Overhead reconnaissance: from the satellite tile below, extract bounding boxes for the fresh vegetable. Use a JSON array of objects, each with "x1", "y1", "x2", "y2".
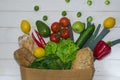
[
  {"x1": 75, "y1": 24, "x2": 95, "y2": 49},
  {"x1": 29, "y1": 54, "x2": 64, "y2": 69},
  {"x1": 60, "y1": 28, "x2": 70, "y2": 39},
  {"x1": 51, "y1": 22, "x2": 61, "y2": 33},
  {"x1": 67, "y1": 23, "x2": 74, "y2": 41},
  {"x1": 34, "y1": 5, "x2": 39, "y2": 11},
  {"x1": 62, "y1": 11, "x2": 67, "y2": 16},
  {"x1": 59, "y1": 17, "x2": 70, "y2": 27},
  {"x1": 72, "y1": 21, "x2": 85, "y2": 33},
  {"x1": 76, "y1": 12, "x2": 82, "y2": 18},
  {"x1": 87, "y1": 16, "x2": 93, "y2": 23},
  {"x1": 29, "y1": 38, "x2": 78, "y2": 69},
  {"x1": 33, "y1": 47, "x2": 45, "y2": 58},
  {"x1": 32, "y1": 30, "x2": 46, "y2": 48},
  {"x1": 94, "y1": 39, "x2": 120, "y2": 60},
  {"x1": 65, "y1": 0, "x2": 70, "y2": 3},
  {"x1": 105, "y1": 0, "x2": 110, "y2": 5},
  {"x1": 42, "y1": 15, "x2": 48, "y2": 21},
  {"x1": 94, "y1": 40, "x2": 111, "y2": 60},
  {"x1": 20, "y1": 20, "x2": 31, "y2": 34},
  {"x1": 45, "y1": 38, "x2": 79, "y2": 65},
  {"x1": 103, "y1": 17, "x2": 116, "y2": 28},
  {"x1": 50, "y1": 33, "x2": 60, "y2": 43},
  {"x1": 83, "y1": 24, "x2": 101, "y2": 48},
  {"x1": 87, "y1": 0, "x2": 92, "y2": 6},
  {"x1": 36, "y1": 20, "x2": 51, "y2": 37}
]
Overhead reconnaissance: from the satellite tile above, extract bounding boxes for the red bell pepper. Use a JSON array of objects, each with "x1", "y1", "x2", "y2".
[
  {"x1": 94, "y1": 39, "x2": 120, "y2": 60},
  {"x1": 94, "y1": 40, "x2": 111, "y2": 60},
  {"x1": 32, "y1": 29, "x2": 46, "y2": 48}
]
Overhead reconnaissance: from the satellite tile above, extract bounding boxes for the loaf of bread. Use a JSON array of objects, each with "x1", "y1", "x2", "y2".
[
  {"x1": 14, "y1": 47, "x2": 35, "y2": 67},
  {"x1": 71, "y1": 47, "x2": 94, "y2": 69},
  {"x1": 18, "y1": 34, "x2": 35, "y2": 53}
]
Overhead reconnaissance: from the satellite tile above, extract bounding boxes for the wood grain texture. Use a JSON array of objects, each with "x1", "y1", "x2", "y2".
[{"x1": 0, "y1": 0, "x2": 120, "y2": 80}]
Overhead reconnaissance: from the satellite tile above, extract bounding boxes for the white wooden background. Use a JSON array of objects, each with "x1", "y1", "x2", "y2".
[{"x1": 0, "y1": 0, "x2": 120, "y2": 80}]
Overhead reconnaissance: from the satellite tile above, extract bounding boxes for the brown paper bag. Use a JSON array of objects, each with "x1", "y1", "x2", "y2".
[{"x1": 20, "y1": 66, "x2": 94, "y2": 80}]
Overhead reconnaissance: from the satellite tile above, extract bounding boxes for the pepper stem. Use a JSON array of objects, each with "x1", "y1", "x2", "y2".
[{"x1": 107, "y1": 39, "x2": 120, "y2": 47}]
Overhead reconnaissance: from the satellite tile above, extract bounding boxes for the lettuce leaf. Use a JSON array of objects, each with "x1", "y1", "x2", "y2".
[{"x1": 45, "y1": 38, "x2": 79, "y2": 64}]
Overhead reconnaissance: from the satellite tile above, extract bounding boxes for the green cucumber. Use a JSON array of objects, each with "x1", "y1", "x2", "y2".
[
  {"x1": 36, "y1": 20, "x2": 51, "y2": 37},
  {"x1": 75, "y1": 24, "x2": 95, "y2": 49}
]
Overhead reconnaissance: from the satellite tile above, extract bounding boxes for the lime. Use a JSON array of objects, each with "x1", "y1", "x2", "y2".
[
  {"x1": 20, "y1": 20, "x2": 31, "y2": 34},
  {"x1": 72, "y1": 21, "x2": 85, "y2": 33},
  {"x1": 33, "y1": 47, "x2": 45, "y2": 58}
]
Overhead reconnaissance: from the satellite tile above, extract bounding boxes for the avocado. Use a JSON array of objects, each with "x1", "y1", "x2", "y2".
[{"x1": 36, "y1": 20, "x2": 51, "y2": 37}]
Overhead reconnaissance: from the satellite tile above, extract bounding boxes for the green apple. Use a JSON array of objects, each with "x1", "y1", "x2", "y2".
[{"x1": 72, "y1": 21, "x2": 85, "y2": 33}]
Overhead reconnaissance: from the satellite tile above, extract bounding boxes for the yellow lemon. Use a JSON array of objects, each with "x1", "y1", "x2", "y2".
[
  {"x1": 20, "y1": 20, "x2": 31, "y2": 34},
  {"x1": 103, "y1": 17, "x2": 116, "y2": 28},
  {"x1": 33, "y1": 47, "x2": 45, "y2": 58}
]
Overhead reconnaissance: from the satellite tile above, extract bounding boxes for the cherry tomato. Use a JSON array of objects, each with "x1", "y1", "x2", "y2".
[
  {"x1": 51, "y1": 22, "x2": 61, "y2": 33},
  {"x1": 50, "y1": 33, "x2": 60, "y2": 43},
  {"x1": 59, "y1": 17, "x2": 70, "y2": 27},
  {"x1": 60, "y1": 28, "x2": 70, "y2": 39}
]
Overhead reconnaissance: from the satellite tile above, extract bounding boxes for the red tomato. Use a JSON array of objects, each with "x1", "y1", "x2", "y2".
[
  {"x1": 60, "y1": 28, "x2": 70, "y2": 39},
  {"x1": 50, "y1": 33, "x2": 60, "y2": 43},
  {"x1": 51, "y1": 22, "x2": 61, "y2": 33},
  {"x1": 59, "y1": 17, "x2": 70, "y2": 27}
]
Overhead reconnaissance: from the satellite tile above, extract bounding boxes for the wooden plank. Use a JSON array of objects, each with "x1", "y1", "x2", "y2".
[
  {"x1": 0, "y1": 27, "x2": 120, "y2": 42},
  {"x1": 0, "y1": 0, "x2": 120, "y2": 11},
  {"x1": 0, "y1": 75, "x2": 21, "y2": 80},
  {"x1": 0, "y1": 12, "x2": 120, "y2": 27},
  {"x1": 0, "y1": 43, "x2": 18, "y2": 59},
  {"x1": 93, "y1": 75, "x2": 120, "y2": 80},
  {"x1": 0, "y1": 60, "x2": 20, "y2": 75},
  {"x1": 94, "y1": 60, "x2": 120, "y2": 77}
]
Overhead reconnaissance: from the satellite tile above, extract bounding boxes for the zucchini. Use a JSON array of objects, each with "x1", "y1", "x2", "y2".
[
  {"x1": 75, "y1": 24, "x2": 95, "y2": 49},
  {"x1": 83, "y1": 24, "x2": 101, "y2": 48}
]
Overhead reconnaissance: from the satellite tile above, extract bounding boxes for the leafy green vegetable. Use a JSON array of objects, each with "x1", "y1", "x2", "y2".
[
  {"x1": 56, "y1": 38, "x2": 79, "y2": 64},
  {"x1": 30, "y1": 38, "x2": 78, "y2": 70}
]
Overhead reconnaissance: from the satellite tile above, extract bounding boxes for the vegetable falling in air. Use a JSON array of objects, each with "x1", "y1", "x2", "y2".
[
  {"x1": 65, "y1": 0, "x2": 70, "y2": 3},
  {"x1": 20, "y1": 20, "x2": 31, "y2": 35},
  {"x1": 62, "y1": 11, "x2": 67, "y2": 16},
  {"x1": 43, "y1": 15, "x2": 48, "y2": 21},
  {"x1": 76, "y1": 12, "x2": 82, "y2": 18},
  {"x1": 105, "y1": 0, "x2": 110, "y2": 5},
  {"x1": 103, "y1": 17, "x2": 116, "y2": 29},
  {"x1": 87, "y1": 0, "x2": 92, "y2": 6},
  {"x1": 34, "y1": 5, "x2": 39, "y2": 11},
  {"x1": 87, "y1": 16, "x2": 93, "y2": 23}
]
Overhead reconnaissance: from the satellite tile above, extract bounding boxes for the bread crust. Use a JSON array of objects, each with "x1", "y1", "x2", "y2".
[
  {"x1": 71, "y1": 47, "x2": 94, "y2": 69},
  {"x1": 14, "y1": 48, "x2": 35, "y2": 67}
]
